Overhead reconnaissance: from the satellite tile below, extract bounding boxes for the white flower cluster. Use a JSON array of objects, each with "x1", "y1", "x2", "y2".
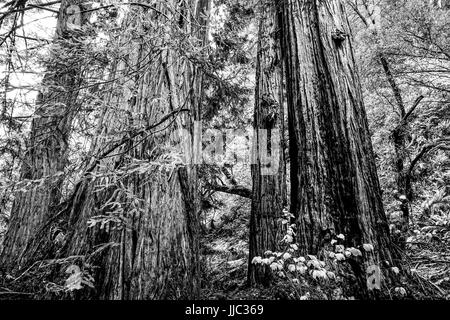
[
  {"x1": 252, "y1": 250, "x2": 336, "y2": 282},
  {"x1": 326, "y1": 238, "x2": 375, "y2": 263}
]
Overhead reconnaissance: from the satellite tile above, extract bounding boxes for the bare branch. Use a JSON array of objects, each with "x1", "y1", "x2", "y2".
[
  {"x1": 408, "y1": 138, "x2": 450, "y2": 174},
  {"x1": 403, "y1": 95, "x2": 424, "y2": 123}
]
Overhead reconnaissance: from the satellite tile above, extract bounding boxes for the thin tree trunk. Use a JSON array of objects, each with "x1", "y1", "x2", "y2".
[
  {"x1": 279, "y1": 0, "x2": 396, "y2": 298},
  {"x1": 0, "y1": 0, "x2": 89, "y2": 272},
  {"x1": 248, "y1": 0, "x2": 285, "y2": 286},
  {"x1": 379, "y1": 53, "x2": 412, "y2": 231}
]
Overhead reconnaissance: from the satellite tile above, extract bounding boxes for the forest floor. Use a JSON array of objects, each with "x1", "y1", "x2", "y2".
[
  {"x1": 199, "y1": 196, "x2": 268, "y2": 300},
  {"x1": 0, "y1": 194, "x2": 448, "y2": 300},
  {"x1": 199, "y1": 195, "x2": 450, "y2": 300},
  {"x1": 402, "y1": 206, "x2": 450, "y2": 297}
]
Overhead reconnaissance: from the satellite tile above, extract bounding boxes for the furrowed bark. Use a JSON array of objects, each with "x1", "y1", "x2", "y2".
[
  {"x1": 0, "y1": 0, "x2": 89, "y2": 272},
  {"x1": 248, "y1": 0, "x2": 285, "y2": 287},
  {"x1": 279, "y1": 0, "x2": 396, "y2": 298},
  {"x1": 10, "y1": 0, "x2": 211, "y2": 300}
]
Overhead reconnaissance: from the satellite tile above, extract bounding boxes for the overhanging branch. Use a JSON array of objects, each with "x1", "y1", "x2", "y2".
[{"x1": 206, "y1": 183, "x2": 251, "y2": 199}]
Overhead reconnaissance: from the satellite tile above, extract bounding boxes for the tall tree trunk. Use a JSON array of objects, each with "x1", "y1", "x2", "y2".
[
  {"x1": 0, "y1": 0, "x2": 89, "y2": 272},
  {"x1": 279, "y1": 0, "x2": 396, "y2": 297},
  {"x1": 16, "y1": 0, "x2": 210, "y2": 300},
  {"x1": 248, "y1": 0, "x2": 285, "y2": 286}
]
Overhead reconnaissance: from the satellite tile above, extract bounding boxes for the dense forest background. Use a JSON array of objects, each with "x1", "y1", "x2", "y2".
[{"x1": 0, "y1": 0, "x2": 449, "y2": 300}]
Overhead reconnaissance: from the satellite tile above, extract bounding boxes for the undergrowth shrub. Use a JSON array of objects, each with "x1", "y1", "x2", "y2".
[{"x1": 251, "y1": 210, "x2": 408, "y2": 300}]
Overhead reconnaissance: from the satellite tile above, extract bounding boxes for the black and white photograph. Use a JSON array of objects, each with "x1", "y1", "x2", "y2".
[{"x1": 0, "y1": 0, "x2": 449, "y2": 308}]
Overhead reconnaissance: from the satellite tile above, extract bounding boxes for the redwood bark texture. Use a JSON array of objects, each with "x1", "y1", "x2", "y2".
[
  {"x1": 279, "y1": 0, "x2": 396, "y2": 296},
  {"x1": 248, "y1": 1, "x2": 285, "y2": 286},
  {"x1": 0, "y1": 0, "x2": 89, "y2": 271},
  {"x1": 5, "y1": 0, "x2": 210, "y2": 300}
]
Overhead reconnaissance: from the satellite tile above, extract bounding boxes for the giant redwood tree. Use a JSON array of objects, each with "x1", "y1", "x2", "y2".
[
  {"x1": 248, "y1": 0, "x2": 286, "y2": 286},
  {"x1": 279, "y1": 0, "x2": 397, "y2": 297},
  {"x1": 3, "y1": 0, "x2": 211, "y2": 300},
  {"x1": 0, "y1": 0, "x2": 90, "y2": 272}
]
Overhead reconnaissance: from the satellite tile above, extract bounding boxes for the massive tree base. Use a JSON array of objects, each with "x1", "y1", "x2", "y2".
[{"x1": 1, "y1": 167, "x2": 200, "y2": 300}]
